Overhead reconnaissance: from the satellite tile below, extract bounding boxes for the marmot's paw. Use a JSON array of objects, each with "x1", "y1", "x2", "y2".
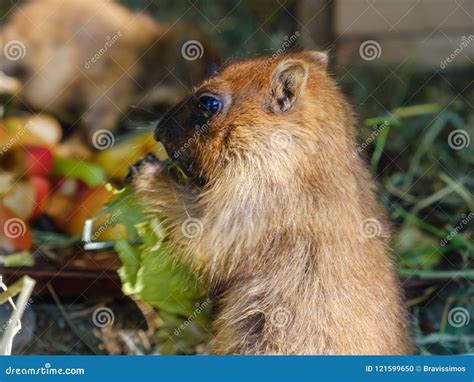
[{"x1": 125, "y1": 153, "x2": 164, "y2": 183}]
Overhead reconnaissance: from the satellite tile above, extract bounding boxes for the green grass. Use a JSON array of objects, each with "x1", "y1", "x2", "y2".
[{"x1": 340, "y1": 67, "x2": 473, "y2": 355}]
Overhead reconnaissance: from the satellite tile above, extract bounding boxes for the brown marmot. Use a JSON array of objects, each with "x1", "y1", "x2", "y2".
[
  {"x1": 1, "y1": 0, "x2": 217, "y2": 145},
  {"x1": 128, "y1": 51, "x2": 412, "y2": 355}
]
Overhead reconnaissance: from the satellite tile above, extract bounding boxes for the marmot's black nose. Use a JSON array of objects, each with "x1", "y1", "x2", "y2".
[
  {"x1": 154, "y1": 97, "x2": 190, "y2": 144},
  {"x1": 154, "y1": 115, "x2": 184, "y2": 144}
]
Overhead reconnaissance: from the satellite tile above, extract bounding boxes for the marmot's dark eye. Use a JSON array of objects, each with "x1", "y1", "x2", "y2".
[{"x1": 198, "y1": 94, "x2": 222, "y2": 117}]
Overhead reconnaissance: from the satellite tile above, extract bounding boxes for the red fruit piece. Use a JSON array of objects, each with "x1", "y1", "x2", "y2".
[{"x1": 23, "y1": 146, "x2": 53, "y2": 177}]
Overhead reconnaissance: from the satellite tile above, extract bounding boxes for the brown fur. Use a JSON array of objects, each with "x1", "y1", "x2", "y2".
[
  {"x1": 130, "y1": 51, "x2": 412, "y2": 354},
  {"x1": 1, "y1": 0, "x2": 217, "y2": 144}
]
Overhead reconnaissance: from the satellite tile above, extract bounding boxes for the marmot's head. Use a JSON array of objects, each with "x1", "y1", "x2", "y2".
[{"x1": 155, "y1": 51, "x2": 352, "y2": 187}]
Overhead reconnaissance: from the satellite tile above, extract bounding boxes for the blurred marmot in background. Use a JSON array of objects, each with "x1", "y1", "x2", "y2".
[
  {"x1": 128, "y1": 51, "x2": 412, "y2": 354},
  {"x1": 0, "y1": 0, "x2": 218, "y2": 146}
]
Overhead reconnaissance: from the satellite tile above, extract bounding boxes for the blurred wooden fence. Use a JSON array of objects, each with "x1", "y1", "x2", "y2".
[{"x1": 298, "y1": 0, "x2": 474, "y2": 68}]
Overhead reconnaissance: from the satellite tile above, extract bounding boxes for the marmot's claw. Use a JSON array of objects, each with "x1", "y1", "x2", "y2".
[{"x1": 125, "y1": 153, "x2": 161, "y2": 183}]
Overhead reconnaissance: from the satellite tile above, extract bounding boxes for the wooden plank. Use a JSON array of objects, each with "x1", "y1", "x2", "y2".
[
  {"x1": 297, "y1": 0, "x2": 334, "y2": 49},
  {"x1": 336, "y1": 33, "x2": 474, "y2": 68},
  {"x1": 335, "y1": 0, "x2": 474, "y2": 36},
  {"x1": 1, "y1": 249, "x2": 123, "y2": 298}
]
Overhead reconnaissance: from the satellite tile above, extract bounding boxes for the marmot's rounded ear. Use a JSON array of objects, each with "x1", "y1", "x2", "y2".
[
  {"x1": 304, "y1": 51, "x2": 329, "y2": 68},
  {"x1": 270, "y1": 59, "x2": 308, "y2": 113}
]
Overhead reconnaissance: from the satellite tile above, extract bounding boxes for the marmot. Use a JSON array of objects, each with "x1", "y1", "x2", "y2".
[
  {"x1": 1, "y1": 0, "x2": 218, "y2": 145},
  {"x1": 128, "y1": 51, "x2": 412, "y2": 354}
]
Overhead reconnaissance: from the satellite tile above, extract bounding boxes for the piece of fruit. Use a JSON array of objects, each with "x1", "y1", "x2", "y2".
[
  {"x1": 44, "y1": 193, "x2": 75, "y2": 228},
  {"x1": 2, "y1": 181, "x2": 34, "y2": 220},
  {"x1": 66, "y1": 186, "x2": 127, "y2": 241},
  {"x1": 53, "y1": 157, "x2": 106, "y2": 187},
  {"x1": 2, "y1": 176, "x2": 51, "y2": 220},
  {"x1": 53, "y1": 177, "x2": 81, "y2": 198},
  {"x1": 0, "y1": 205, "x2": 32, "y2": 252},
  {"x1": 0, "y1": 172, "x2": 14, "y2": 194},
  {"x1": 23, "y1": 146, "x2": 54, "y2": 176},
  {"x1": 3, "y1": 146, "x2": 54, "y2": 177},
  {"x1": 30, "y1": 176, "x2": 51, "y2": 218},
  {"x1": 94, "y1": 133, "x2": 162, "y2": 179},
  {"x1": 55, "y1": 135, "x2": 93, "y2": 161},
  {"x1": 0, "y1": 114, "x2": 62, "y2": 149}
]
